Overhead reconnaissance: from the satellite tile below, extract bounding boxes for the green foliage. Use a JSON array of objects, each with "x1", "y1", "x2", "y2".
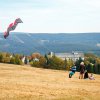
[
  {"x1": 87, "y1": 63, "x2": 94, "y2": 73},
  {"x1": 47, "y1": 56, "x2": 65, "y2": 70},
  {"x1": 75, "y1": 53, "x2": 100, "y2": 74},
  {"x1": 0, "y1": 52, "x2": 11, "y2": 63},
  {"x1": 64, "y1": 58, "x2": 67, "y2": 70},
  {"x1": 41, "y1": 55, "x2": 74, "y2": 70},
  {"x1": 85, "y1": 53, "x2": 97, "y2": 58},
  {"x1": 98, "y1": 64, "x2": 100, "y2": 74},
  {"x1": 30, "y1": 56, "x2": 46, "y2": 68},
  {"x1": 2, "y1": 57, "x2": 10, "y2": 63},
  {"x1": 6, "y1": 53, "x2": 11, "y2": 57},
  {"x1": 14, "y1": 55, "x2": 22, "y2": 65},
  {"x1": 10, "y1": 56, "x2": 22, "y2": 65},
  {"x1": 95, "y1": 64, "x2": 100, "y2": 74},
  {"x1": 31, "y1": 61, "x2": 40, "y2": 67},
  {"x1": 0, "y1": 54, "x2": 3, "y2": 62},
  {"x1": 0, "y1": 51, "x2": 99, "y2": 74},
  {"x1": 66, "y1": 59, "x2": 74, "y2": 71},
  {"x1": 39, "y1": 56, "x2": 46, "y2": 67},
  {"x1": 10, "y1": 57, "x2": 16, "y2": 64}
]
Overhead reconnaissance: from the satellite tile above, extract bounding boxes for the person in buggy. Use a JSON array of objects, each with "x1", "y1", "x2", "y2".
[{"x1": 69, "y1": 64, "x2": 76, "y2": 78}]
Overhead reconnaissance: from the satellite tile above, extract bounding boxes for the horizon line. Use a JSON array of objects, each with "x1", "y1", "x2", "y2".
[{"x1": 0, "y1": 32, "x2": 100, "y2": 34}]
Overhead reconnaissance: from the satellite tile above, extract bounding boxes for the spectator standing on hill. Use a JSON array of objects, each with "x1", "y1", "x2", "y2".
[
  {"x1": 79, "y1": 62, "x2": 85, "y2": 79},
  {"x1": 24, "y1": 56, "x2": 28, "y2": 64}
]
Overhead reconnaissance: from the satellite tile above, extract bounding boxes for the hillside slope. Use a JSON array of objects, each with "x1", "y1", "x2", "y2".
[
  {"x1": 0, "y1": 33, "x2": 100, "y2": 55},
  {"x1": 0, "y1": 63, "x2": 100, "y2": 100}
]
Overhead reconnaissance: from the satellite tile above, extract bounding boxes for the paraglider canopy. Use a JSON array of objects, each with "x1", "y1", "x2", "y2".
[{"x1": 4, "y1": 18, "x2": 23, "y2": 39}]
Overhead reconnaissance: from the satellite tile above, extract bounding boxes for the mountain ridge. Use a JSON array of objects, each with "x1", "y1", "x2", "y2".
[{"x1": 0, "y1": 32, "x2": 100, "y2": 55}]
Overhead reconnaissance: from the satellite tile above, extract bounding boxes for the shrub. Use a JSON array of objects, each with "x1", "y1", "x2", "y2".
[
  {"x1": 31, "y1": 61, "x2": 40, "y2": 67},
  {"x1": 47, "y1": 56, "x2": 65, "y2": 70},
  {"x1": 10, "y1": 55, "x2": 22, "y2": 65},
  {"x1": 10, "y1": 57, "x2": 16, "y2": 64},
  {"x1": 39, "y1": 56, "x2": 46, "y2": 67},
  {"x1": 2, "y1": 57, "x2": 10, "y2": 63},
  {"x1": 15, "y1": 57, "x2": 22, "y2": 65},
  {"x1": 0, "y1": 54, "x2": 3, "y2": 62}
]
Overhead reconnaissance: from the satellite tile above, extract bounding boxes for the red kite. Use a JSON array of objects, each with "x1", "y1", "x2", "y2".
[{"x1": 4, "y1": 18, "x2": 23, "y2": 39}]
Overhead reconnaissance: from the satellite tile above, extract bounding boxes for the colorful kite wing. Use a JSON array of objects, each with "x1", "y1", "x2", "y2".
[
  {"x1": 4, "y1": 31, "x2": 9, "y2": 39},
  {"x1": 15, "y1": 18, "x2": 23, "y2": 23},
  {"x1": 4, "y1": 18, "x2": 23, "y2": 39}
]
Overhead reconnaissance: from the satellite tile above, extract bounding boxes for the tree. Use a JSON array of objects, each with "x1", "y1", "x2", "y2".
[
  {"x1": 10, "y1": 57, "x2": 15, "y2": 64},
  {"x1": 0, "y1": 54, "x2": 3, "y2": 62},
  {"x1": 97, "y1": 64, "x2": 100, "y2": 74},
  {"x1": 6, "y1": 53, "x2": 11, "y2": 57},
  {"x1": 31, "y1": 53, "x2": 41, "y2": 59},
  {"x1": 66, "y1": 59, "x2": 74, "y2": 71},
  {"x1": 14, "y1": 54, "x2": 22, "y2": 65},
  {"x1": 2, "y1": 57, "x2": 10, "y2": 63},
  {"x1": 87, "y1": 63, "x2": 94, "y2": 73},
  {"x1": 47, "y1": 56, "x2": 65, "y2": 70},
  {"x1": 98, "y1": 64, "x2": 100, "y2": 74},
  {"x1": 31, "y1": 61, "x2": 40, "y2": 67},
  {"x1": 39, "y1": 56, "x2": 46, "y2": 67},
  {"x1": 64, "y1": 58, "x2": 67, "y2": 70}
]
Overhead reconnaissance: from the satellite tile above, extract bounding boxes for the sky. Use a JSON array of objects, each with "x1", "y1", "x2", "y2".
[{"x1": 0, "y1": 0, "x2": 100, "y2": 33}]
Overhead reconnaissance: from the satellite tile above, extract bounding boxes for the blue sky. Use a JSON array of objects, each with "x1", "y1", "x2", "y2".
[{"x1": 0, "y1": 0, "x2": 100, "y2": 33}]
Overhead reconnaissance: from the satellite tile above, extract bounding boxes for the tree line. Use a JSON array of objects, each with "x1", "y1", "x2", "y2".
[{"x1": 0, "y1": 52, "x2": 100, "y2": 74}]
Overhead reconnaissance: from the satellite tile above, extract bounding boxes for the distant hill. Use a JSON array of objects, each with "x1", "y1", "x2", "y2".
[{"x1": 0, "y1": 32, "x2": 100, "y2": 55}]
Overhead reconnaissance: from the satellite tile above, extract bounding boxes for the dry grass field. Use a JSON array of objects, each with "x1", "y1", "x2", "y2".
[{"x1": 0, "y1": 63, "x2": 100, "y2": 100}]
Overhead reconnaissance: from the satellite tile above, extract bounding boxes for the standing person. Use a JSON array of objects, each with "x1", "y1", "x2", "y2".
[
  {"x1": 79, "y1": 62, "x2": 85, "y2": 79},
  {"x1": 24, "y1": 56, "x2": 28, "y2": 64}
]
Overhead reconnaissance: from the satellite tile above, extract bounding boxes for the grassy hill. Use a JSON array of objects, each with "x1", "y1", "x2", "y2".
[{"x1": 0, "y1": 63, "x2": 100, "y2": 100}]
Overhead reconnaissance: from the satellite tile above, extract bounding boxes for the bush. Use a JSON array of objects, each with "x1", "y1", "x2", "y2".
[
  {"x1": 47, "y1": 56, "x2": 65, "y2": 70},
  {"x1": 66, "y1": 59, "x2": 74, "y2": 71},
  {"x1": 10, "y1": 56, "x2": 22, "y2": 65},
  {"x1": 87, "y1": 63, "x2": 94, "y2": 73},
  {"x1": 0, "y1": 54, "x2": 3, "y2": 62},
  {"x1": 2, "y1": 57, "x2": 10, "y2": 63},
  {"x1": 15, "y1": 57, "x2": 22, "y2": 65},
  {"x1": 31, "y1": 61, "x2": 40, "y2": 67},
  {"x1": 10, "y1": 57, "x2": 16, "y2": 64},
  {"x1": 39, "y1": 56, "x2": 46, "y2": 67}
]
